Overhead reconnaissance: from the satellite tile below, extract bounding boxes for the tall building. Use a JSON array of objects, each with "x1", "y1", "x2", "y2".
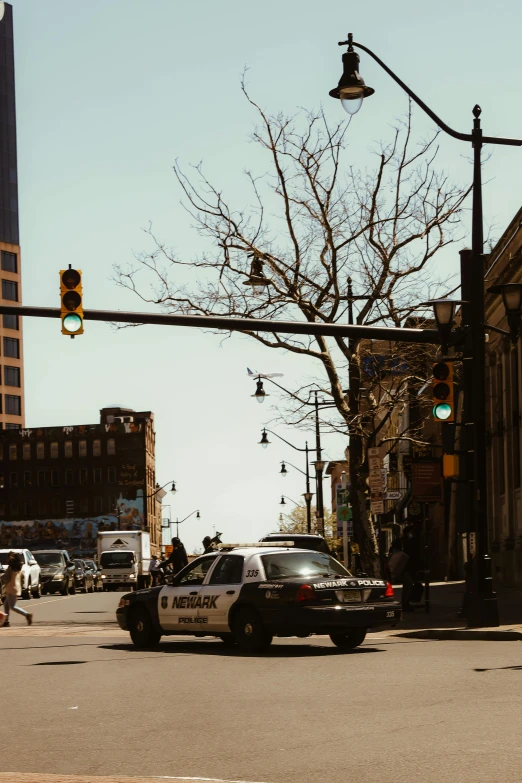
[
  {"x1": 0, "y1": 3, "x2": 24, "y2": 429},
  {"x1": 0, "y1": 406, "x2": 162, "y2": 557}
]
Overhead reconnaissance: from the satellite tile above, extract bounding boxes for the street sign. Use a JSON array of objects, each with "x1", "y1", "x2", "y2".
[
  {"x1": 412, "y1": 461, "x2": 442, "y2": 502},
  {"x1": 385, "y1": 490, "x2": 403, "y2": 500},
  {"x1": 368, "y1": 447, "x2": 381, "y2": 458},
  {"x1": 370, "y1": 500, "x2": 385, "y2": 514},
  {"x1": 469, "y1": 532, "x2": 476, "y2": 556},
  {"x1": 369, "y1": 457, "x2": 382, "y2": 471}
]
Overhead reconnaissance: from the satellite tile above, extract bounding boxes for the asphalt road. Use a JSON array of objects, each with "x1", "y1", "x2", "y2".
[{"x1": 2, "y1": 591, "x2": 522, "y2": 783}]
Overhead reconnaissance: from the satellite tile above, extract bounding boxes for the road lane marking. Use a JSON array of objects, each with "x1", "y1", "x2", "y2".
[
  {"x1": 0, "y1": 776, "x2": 272, "y2": 783},
  {"x1": 22, "y1": 595, "x2": 75, "y2": 608}
]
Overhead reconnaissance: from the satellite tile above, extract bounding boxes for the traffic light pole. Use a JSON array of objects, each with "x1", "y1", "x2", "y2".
[{"x1": 0, "y1": 304, "x2": 441, "y2": 344}]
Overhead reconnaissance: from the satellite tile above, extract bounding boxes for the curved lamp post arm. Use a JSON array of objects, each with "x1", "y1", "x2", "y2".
[
  {"x1": 263, "y1": 428, "x2": 308, "y2": 452},
  {"x1": 347, "y1": 37, "x2": 522, "y2": 147},
  {"x1": 146, "y1": 480, "x2": 176, "y2": 499},
  {"x1": 178, "y1": 509, "x2": 200, "y2": 525},
  {"x1": 282, "y1": 460, "x2": 307, "y2": 477}
]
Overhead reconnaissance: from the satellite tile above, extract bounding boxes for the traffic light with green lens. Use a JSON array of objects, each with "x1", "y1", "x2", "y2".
[
  {"x1": 432, "y1": 361, "x2": 454, "y2": 422},
  {"x1": 60, "y1": 267, "x2": 84, "y2": 336}
]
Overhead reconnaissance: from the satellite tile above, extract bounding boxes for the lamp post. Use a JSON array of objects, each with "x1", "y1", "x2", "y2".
[
  {"x1": 330, "y1": 33, "x2": 522, "y2": 627},
  {"x1": 279, "y1": 459, "x2": 314, "y2": 534},
  {"x1": 253, "y1": 378, "x2": 335, "y2": 534},
  {"x1": 260, "y1": 429, "x2": 313, "y2": 533},
  {"x1": 174, "y1": 510, "x2": 200, "y2": 538}
]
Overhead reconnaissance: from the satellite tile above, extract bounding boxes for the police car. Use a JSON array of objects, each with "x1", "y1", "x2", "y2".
[{"x1": 116, "y1": 543, "x2": 401, "y2": 653}]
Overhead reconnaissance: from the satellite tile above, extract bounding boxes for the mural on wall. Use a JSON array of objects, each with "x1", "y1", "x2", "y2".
[{"x1": 0, "y1": 495, "x2": 144, "y2": 557}]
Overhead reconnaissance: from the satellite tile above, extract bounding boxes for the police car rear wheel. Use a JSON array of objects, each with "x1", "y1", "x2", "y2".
[
  {"x1": 329, "y1": 629, "x2": 367, "y2": 650},
  {"x1": 233, "y1": 609, "x2": 273, "y2": 653},
  {"x1": 129, "y1": 608, "x2": 161, "y2": 648}
]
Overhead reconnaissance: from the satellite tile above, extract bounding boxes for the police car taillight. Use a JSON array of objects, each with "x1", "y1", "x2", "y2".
[
  {"x1": 295, "y1": 584, "x2": 315, "y2": 602},
  {"x1": 384, "y1": 581, "x2": 394, "y2": 598}
]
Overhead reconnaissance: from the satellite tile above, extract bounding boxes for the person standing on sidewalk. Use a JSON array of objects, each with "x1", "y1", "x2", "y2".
[
  {"x1": 149, "y1": 553, "x2": 161, "y2": 587},
  {"x1": 1, "y1": 552, "x2": 33, "y2": 627}
]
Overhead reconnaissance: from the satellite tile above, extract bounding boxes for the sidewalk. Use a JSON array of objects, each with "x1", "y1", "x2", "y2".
[{"x1": 386, "y1": 580, "x2": 522, "y2": 641}]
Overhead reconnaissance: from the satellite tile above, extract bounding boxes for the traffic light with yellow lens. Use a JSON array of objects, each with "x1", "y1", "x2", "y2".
[
  {"x1": 432, "y1": 361, "x2": 454, "y2": 422},
  {"x1": 60, "y1": 267, "x2": 83, "y2": 336}
]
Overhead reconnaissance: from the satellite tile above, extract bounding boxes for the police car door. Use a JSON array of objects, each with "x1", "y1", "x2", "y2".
[
  {"x1": 197, "y1": 554, "x2": 244, "y2": 632},
  {"x1": 158, "y1": 556, "x2": 216, "y2": 631}
]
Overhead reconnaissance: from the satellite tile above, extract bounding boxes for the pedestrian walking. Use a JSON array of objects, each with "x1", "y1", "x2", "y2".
[
  {"x1": 149, "y1": 553, "x2": 161, "y2": 587},
  {"x1": 1, "y1": 552, "x2": 33, "y2": 627},
  {"x1": 160, "y1": 537, "x2": 189, "y2": 575}
]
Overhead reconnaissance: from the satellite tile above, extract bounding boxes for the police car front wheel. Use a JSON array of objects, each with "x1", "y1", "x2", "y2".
[
  {"x1": 128, "y1": 608, "x2": 162, "y2": 648},
  {"x1": 329, "y1": 629, "x2": 367, "y2": 650},
  {"x1": 233, "y1": 609, "x2": 273, "y2": 653}
]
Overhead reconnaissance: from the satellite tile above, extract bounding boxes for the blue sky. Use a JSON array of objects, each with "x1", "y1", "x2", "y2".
[{"x1": 10, "y1": 0, "x2": 522, "y2": 552}]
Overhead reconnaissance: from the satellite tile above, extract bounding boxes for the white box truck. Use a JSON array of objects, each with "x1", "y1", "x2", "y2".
[{"x1": 97, "y1": 530, "x2": 151, "y2": 591}]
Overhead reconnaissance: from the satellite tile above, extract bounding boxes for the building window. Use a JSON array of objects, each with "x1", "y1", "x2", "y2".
[
  {"x1": 50, "y1": 442, "x2": 59, "y2": 459},
  {"x1": 93, "y1": 440, "x2": 101, "y2": 457},
  {"x1": 50, "y1": 469, "x2": 59, "y2": 487},
  {"x1": 5, "y1": 395, "x2": 21, "y2": 416},
  {"x1": 107, "y1": 438, "x2": 116, "y2": 456},
  {"x1": 8, "y1": 443, "x2": 17, "y2": 460},
  {"x1": 66, "y1": 499, "x2": 74, "y2": 518},
  {"x1": 24, "y1": 499, "x2": 32, "y2": 516},
  {"x1": 94, "y1": 497, "x2": 103, "y2": 513},
  {"x1": 0, "y1": 503, "x2": 5, "y2": 516},
  {"x1": 80, "y1": 497, "x2": 89, "y2": 513},
  {"x1": 23, "y1": 470, "x2": 31, "y2": 487},
  {"x1": 3, "y1": 315, "x2": 19, "y2": 331},
  {"x1": 51, "y1": 497, "x2": 61, "y2": 515},
  {"x1": 79, "y1": 468, "x2": 88, "y2": 485},
  {"x1": 64, "y1": 441, "x2": 73, "y2": 458},
  {"x1": 4, "y1": 366, "x2": 20, "y2": 387},
  {"x1": 9, "y1": 500, "x2": 18, "y2": 515},
  {"x1": 36, "y1": 442, "x2": 44, "y2": 459},
  {"x1": 0, "y1": 445, "x2": 3, "y2": 460},
  {"x1": 22, "y1": 443, "x2": 30, "y2": 460},
  {"x1": 9, "y1": 472, "x2": 18, "y2": 488},
  {"x1": 65, "y1": 469, "x2": 74, "y2": 486},
  {"x1": 108, "y1": 466, "x2": 116, "y2": 484},
  {"x1": 2, "y1": 280, "x2": 18, "y2": 301},
  {"x1": 5, "y1": 424, "x2": 20, "y2": 430},
  {"x1": 79, "y1": 440, "x2": 87, "y2": 457},
  {"x1": 37, "y1": 470, "x2": 46, "y2": 487},
  {"x1": 1, "y1": 251, "x2": 17, "y2": 273},
  {"x1": 4, "y1": 337, "x2": 19, "y2": 357},
  {"x1": 38, "y1": 498, "x2": 47, "y2": 516},
  {"x1": 93, "y1": 468, "x2": 102, "y2": 484}
]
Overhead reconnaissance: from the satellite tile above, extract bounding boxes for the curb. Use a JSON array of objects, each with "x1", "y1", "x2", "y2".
[{"x1": 394, "y1": 628, "x2": 522, "y2": 641}]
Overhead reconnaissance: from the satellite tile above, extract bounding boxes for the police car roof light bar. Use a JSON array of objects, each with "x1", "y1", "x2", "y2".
[{"x1": 216, "y1": 542, "x2": 296, "y2": 550}]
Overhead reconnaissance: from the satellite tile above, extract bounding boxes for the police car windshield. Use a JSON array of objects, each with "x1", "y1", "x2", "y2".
[{"x1": 261, "y1": 552, "x2": 350, "y2": 580}]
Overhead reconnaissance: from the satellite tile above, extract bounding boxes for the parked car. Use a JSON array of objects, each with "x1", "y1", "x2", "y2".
[
  {"x1": 73, "y1": 559, "x2": 95, "y2": 593},
  {"x1": 259, "y1": 533, "x2": 331, "y2": 554},
  {"x1": 0, "y1": 549, "x2": 41, "y2": 599},
  {"x1": 83, "y1": 559, "x2": 103, "y2": 592},
  {"x1": 33, "y1": 550, "x2": 76, "y2": 596}
]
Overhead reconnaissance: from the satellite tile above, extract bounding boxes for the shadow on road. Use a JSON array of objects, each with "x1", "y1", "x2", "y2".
[
  {"x1": 474, "y1": 665, "x2": 522, "y2": 672},
  {"x1": 99, "y1": 640, "x2": 386, "y2": 658}
]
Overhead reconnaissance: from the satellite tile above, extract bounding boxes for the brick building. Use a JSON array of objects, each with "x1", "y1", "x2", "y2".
[
  {"x1": 0, "y1": 406, "x2": 162, "y2": 557},
  {"x1": 0, "y1": 4, "x2": 25, "y2": 429}
]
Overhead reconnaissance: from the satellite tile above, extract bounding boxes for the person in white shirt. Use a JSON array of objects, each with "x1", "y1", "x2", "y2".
[
  {"x1": 1, "y1": 552, "x2": 33, "y2": 627},
  {"x1": 149, "y1": 554, "x2": 161, "y2": 587}
]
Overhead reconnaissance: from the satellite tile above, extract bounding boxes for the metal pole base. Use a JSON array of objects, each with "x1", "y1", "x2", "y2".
[{"x1": 466, "y1": 595, "x2": 500, "y2": 628}]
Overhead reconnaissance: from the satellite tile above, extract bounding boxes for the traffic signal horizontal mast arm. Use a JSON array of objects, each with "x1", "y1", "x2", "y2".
[{"x1": 0, "y1": 304, "x2": 441, "y2": 344}]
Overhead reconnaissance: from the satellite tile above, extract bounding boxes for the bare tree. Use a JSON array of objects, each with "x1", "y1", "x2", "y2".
[{"x1": 114, "y1": 88, "x2": 470, "y2": 574}]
